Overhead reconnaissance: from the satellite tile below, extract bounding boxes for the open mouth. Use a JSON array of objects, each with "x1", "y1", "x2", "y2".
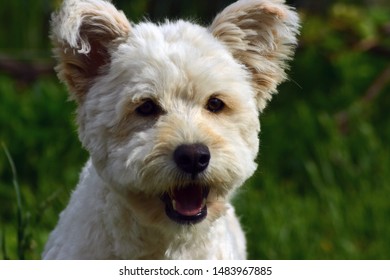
[{"x1": 161, "y1": 184, "x2": 209, "y2": 225}]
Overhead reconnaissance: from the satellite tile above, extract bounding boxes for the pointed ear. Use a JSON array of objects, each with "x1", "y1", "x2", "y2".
[
  {"x1": 51, "y1": 0, "x2": 131, "y2": 102},
  {"x1": 210, "y1": 0, "x2": 299, "y2": 111}
]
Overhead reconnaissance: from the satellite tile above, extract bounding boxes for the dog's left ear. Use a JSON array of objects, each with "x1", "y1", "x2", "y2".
[{"x1": 210, "y1": 0, "x2": 300, "y2": 111}]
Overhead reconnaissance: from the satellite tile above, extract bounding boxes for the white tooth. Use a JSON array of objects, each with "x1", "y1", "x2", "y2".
[
  {"x1": 201, "y1": 198, "x2": 206, "y2": 208},
  {"x1": 172, "y1": 199, "x2": 177, "y2": 211}
]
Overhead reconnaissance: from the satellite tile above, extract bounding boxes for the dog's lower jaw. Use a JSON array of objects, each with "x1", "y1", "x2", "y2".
[{"x1": 43, "y1": 159, "x2": 246, "y2": 259}]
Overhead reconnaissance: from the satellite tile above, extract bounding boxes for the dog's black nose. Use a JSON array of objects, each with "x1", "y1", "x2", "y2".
[{"x1": 174, "y1": 144, "x2": 210, "y2": 175}]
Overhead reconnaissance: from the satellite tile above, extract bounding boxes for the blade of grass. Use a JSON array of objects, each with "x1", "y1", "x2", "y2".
[
  {"x1": 2, "y1": 142, "x2": 25, "y2": 259},
  {"x1": 1, "y1": 228, "x2": 9, "y2": 260}
]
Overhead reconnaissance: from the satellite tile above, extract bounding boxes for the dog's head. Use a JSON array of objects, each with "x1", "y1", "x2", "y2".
[{"x1": 51, "y1": 0, "x2": 299, "y2": 227}]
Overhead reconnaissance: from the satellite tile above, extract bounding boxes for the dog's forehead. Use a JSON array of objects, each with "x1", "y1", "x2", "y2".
[
  {"x1": 131, "y1": 20, "x2": 228, "y2": 58},
  {"x1": 111, "y1": 20, "x2": 253, "y2": 103}
]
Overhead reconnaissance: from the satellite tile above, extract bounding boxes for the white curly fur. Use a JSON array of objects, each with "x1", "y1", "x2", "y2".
[{"x1": 43, "y1": 0, "x2": 299, "y2": 259}]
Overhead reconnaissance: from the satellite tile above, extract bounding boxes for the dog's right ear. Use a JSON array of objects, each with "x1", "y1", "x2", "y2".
[{"x1": 51, "y1": 0, "x2": 131, "y2": 102}]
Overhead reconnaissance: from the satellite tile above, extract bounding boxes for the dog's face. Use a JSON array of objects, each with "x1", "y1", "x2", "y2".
[
  {"x1": 51, "y1": 0, "x2": 299, "y2": 228},
  {"x1": 88, "y1": 21, "x2": 261, "y2": 226}
]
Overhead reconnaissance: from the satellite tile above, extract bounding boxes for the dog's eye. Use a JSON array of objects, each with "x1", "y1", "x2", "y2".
[
  {"x1": 206, "y1": 97, "x2": 225, "y2": 113},
  {"x1": 136, "y1": 99, "x2": 160, "y2": 116}
]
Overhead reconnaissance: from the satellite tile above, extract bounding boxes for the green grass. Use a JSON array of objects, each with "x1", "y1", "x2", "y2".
[
  {"x1": 1, "y1": 70, "x2": 389, "y2": 259},
  {"x1": 0, "y1": 76, "x2": 87, "y2": 259},
  {"x1": 235, "y1": 105, "x2": 390, "y2": 259}
]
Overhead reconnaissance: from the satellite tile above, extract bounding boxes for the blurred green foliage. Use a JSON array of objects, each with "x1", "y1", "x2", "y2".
[{"x1": 0, "y1": 0, "x2": 389, "y2": 259}]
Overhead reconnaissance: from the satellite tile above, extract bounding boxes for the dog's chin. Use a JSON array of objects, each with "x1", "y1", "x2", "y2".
[{"x1": 161, "y1": 184, "x2": 210, "y2": 225}]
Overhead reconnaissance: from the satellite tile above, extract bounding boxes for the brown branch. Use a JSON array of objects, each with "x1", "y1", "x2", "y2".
[
  {"x1": 0, "y1": 54, "x2": 55, "y2": 84},
  {"x1": 335, "y1": 63, "x2": 390, "y2": 134},
  {"x1": 363, "y1": 64, "x2": 390, "y2": 102},
  {"x1": 355, "y1": 39, "x2": 390, "y2": 58}
]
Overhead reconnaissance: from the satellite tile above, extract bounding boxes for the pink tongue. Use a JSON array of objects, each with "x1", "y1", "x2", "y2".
[{"x1": 173, "y1": 185, "x2": 203, "y2": 216}]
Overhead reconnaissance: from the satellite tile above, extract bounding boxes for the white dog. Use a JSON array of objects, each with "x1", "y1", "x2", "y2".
[{"x1": 43, "y1": 0, "x2": 299, "y2": 259}]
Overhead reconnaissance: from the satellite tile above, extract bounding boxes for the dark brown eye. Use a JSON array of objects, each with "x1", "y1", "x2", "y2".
[
  {"x1": 206, "y1": 97, "x2": 224, "y2": 113},
  {"x1": 136, "y1": 99, "x2": 160, "y2": 116}
]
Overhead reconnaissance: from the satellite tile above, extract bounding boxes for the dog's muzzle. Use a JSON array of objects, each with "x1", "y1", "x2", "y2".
[
  {"x1": 162, "y1": 143, "x2": 211, "y2": 224},
  {"x1": 161, "y1": 184, "x2": 209, "y2": 224}
]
